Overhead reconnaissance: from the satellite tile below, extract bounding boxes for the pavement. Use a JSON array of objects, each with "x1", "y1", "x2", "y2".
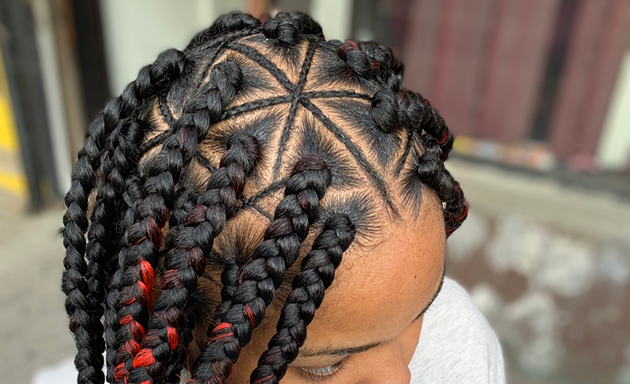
[{"x1": 0, "y1": 193, "x2": 74, "y2": 383}]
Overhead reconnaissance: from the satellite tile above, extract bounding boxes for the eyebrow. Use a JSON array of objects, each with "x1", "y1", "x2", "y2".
[{"x1": 300, "y1": 270, "x2": 446, "y2": 358}]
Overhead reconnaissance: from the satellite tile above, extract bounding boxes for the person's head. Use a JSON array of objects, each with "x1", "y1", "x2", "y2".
[{"x1": 61, "y1": 11, "x2": 467, "y2": 384}]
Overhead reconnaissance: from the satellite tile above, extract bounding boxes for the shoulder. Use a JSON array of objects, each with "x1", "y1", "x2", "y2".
[{"x1": 409, "y1": 277, "x2": 506, "y2": 384}]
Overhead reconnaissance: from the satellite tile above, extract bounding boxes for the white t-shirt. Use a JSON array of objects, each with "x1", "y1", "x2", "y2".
[
  {"x1": 409, "y1": 277, "x2": 506, "y2": 383},
  {"x1": 34, "y1": 278, "x2": 505, "y2": 384}
]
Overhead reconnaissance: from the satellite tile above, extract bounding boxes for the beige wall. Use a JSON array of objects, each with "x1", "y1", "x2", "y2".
[
  {"x1": 597, "y1": 50, "x2": 630, "y2": 170},
  {"x1": 99, "y1": 0, "x2": 356, "y2": 95},
  {"x1": 310, "y1": 0, "x2": 353, "y2": 41},
  {"x1": 99, "y1": 0, "x2": 245, "y2": 95}
]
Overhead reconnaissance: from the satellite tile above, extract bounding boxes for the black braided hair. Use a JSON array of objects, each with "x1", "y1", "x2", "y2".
[
  {"x1": 62, "y1": 48, "x2": 186, "y2": 384},
  {"x1": 250, "y1": 213, "x2": 356, "y2": 383},
  {"x1": 191, "y1": 153, "x2": 332, "y2": 383},
  {"x1": 187, "y1": 12, "x2": 262, "y2": 50},
  {"x1": 397, "y1": 89, "x2": 467, "y2": 235},
  {"x1": 113, "y1": 60, "x2": 245, "y2": 383},
  {"x1": 128, "y1": 134, "x2": 261, "y2": 383},
  {"x1": 61, "y1": 11, "x2": 468, "y2": 384}
]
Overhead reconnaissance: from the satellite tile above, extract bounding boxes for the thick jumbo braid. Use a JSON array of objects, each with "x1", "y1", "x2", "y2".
[
  {"x1": 113, "y1": 60, "x2": 244, "y2": 383},
  {"x1": 251, "y1": 214, "x2": 356, "y2": 384},
  {"x1": 100, "y1": 50, "x2": 188, "y2": 384},
  {"x1": 128, "y1": 134, "x2": 261, "y2": 384},
  {"x1": 191, "y1": 154, "x2": 332, "y2": 384},
  {"x1": 62, "y1": 48, "x2": 186, "y2": 384}
]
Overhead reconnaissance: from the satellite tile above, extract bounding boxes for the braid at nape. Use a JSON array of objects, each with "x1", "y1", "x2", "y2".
[
  {"x1": 113, "y1": 60, "x2": 244, "y2": 383},
  {"x1": 191, "y1": 154, "x2": 332, "y2": 384},
  {"x1": 129, "y1": 135, "x2": 261, "y2": 384},
  {"x1": 62, "y1": 48, "x2": 185, "y2": 384},
  {"x1": 251, "y1": 214, "x2": 356, "y2": 384}
]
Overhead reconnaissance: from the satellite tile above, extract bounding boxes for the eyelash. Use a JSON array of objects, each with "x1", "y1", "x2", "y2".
[
  {"x1": 300, "y1": 360, "x2": 345, "y2": 382},
  {"x1": 298, "y1": 310, "x2": 427, "y2": 382}
]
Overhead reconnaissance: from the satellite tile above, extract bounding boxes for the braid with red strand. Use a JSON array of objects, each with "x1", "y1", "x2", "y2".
[
  {"x1": 251, "y1": 214, "x2": 356, "y2": 383},
  {"x1": 398, "y1": 89, "x2": 454, "y2": 161},
  {"x1": 191, "y1": 154, "x2": 332, "y2": 384},
  {"x1": 397, "y1": 89, "x2": 467, "y2": 235},
  {"x1": 337, "y1": 40, "x2": 404, "y2": 92},
  {"x1": 61, "y1": 11, "x2": 471, "y2": 384},
  {"x1": 415, "y1": 140, "x2": 468, "y2": 237},
  {"x1": 101, "y1": 49, "x2": 187, "y2": 384},
  {"x1": 129, "y1": 134, "x2": 261, "y2": 384},
  {"x1": 112, "y1": 60, "x2": 245, "y2": 384},
  {"x1": 62, "y1": 48, "x2": 186, "y2": 384}
]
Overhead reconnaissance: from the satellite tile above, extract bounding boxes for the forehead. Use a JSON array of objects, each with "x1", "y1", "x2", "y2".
[{"x1": 302, "y1": 196, "x2": 446, "y2": 349}]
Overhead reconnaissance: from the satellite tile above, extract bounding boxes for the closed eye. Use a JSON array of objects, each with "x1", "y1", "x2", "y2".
[{"x1": 299, "y1": 360, "x2": 345, "y2": 381}]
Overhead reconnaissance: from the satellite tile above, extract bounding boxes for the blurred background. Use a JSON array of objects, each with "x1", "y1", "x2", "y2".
[{"x1": 0, "y1": 0, "x2": 629, "y2": 383}]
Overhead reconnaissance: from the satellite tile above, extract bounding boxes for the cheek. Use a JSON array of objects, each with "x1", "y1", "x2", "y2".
[{"x1": 401, "y1": 317, "x2": 424, "y2": 366}]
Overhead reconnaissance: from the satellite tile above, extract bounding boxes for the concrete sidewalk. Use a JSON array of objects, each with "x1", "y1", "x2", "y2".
[{"x1": 0, "y1": 193, "x2": 74, "y2": 383}]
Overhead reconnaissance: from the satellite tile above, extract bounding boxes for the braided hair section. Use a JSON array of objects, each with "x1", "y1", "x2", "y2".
[
  {"x1": 128, "y1": 135, "x2": 261, "y2": 384},
  {"x1": 415, "y1": 143, "x2": 468, "y2": 236},
  {"x1": 62, "y1": 122, "x2": 106, "y2": 384},
  {"x1": 398, "y1": 90, "x2": 454, "y2": 160},
  {"x1": 397, "y1": 89, "x2": 467, "y2": 235},
  {"x1": 336, "y1": 40, "x2": 403, "y2": 92},
  {"x1": 262, "y1": 11, "x2": 323, "y2": 45},
  {"x1": 102, "y1": 49, "x2": 187, "y2": 384},
  {"x1": 187, "y1": 12, "x2": 261, "y2": 50},
  {"x1": 61, "y1": 10, "x2": 471, "y2": 384},
  {"x1": 251, "y1": 214, "x2": 356, "y2": 384},
  {"x1": 62, "y1": 48, "x2": 186, "y2": 384},
  {"x1": 112, "y1": 60, "x2": 244, "y2": 384},
  {"x1": 191, "y1": 154, "x2": 332, "y2": 384}
]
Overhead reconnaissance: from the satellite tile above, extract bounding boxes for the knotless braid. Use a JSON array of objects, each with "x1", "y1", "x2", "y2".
[
  {"x1": 113, "y1": 60, "x2": 245, "y2": 384},
  {"x1": 61, "y1": 11, "x2": 469, "y2": 384},
  {"x1": 191, "y1": 154, "x2": 332, "y2": 384},
  {"x1": 129, "y1": 135, "x2": 261, "y2": 384},
  {"x1": 251, "y1": 214, "x2": 356, "y2": 384},
  {"x1": 103, "y1": 49, "x2": 188, "y2": 384},
  {"x1": 62, "y1": 48, "x2": 186, "y2": 384}
]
